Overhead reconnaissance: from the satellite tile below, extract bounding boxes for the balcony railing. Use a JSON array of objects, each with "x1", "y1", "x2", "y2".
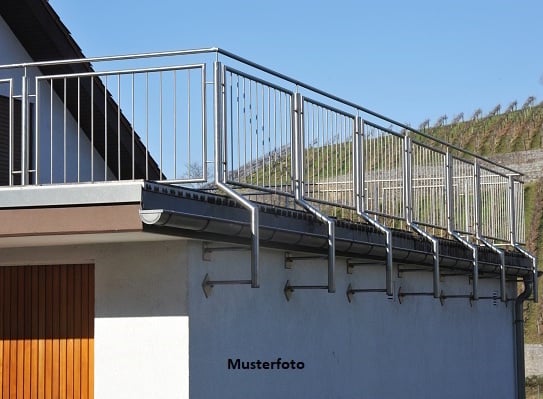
[{"x1": 0, "y1": 48, "x2": 528, "y2": 248}]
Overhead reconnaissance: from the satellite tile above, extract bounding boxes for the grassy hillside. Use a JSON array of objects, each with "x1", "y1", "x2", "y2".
[{"x1": 423, "y1": 99, "x2": 543, "y2": 343}]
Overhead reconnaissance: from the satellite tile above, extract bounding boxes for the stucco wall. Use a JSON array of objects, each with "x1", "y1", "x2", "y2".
[
  {"x1": 188, "y1": 241, "x2": 517, "y2": 399},
  {"x1": 0, "y1": 16, "x2": 112, "y2": 183},
  {"x1": 0, "y1": 236, "x2": 523, "y2": 398},
  {"x1": 0, "y1": 240, "x2": 189, "y2": 399}
]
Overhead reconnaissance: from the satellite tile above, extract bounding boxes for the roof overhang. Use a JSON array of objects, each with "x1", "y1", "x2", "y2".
[{"x1": 0, "y1": 181, "x2": 532, "y2": 277}]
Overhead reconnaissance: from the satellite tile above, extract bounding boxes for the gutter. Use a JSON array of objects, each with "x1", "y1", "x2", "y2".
[
  {"x1": 139, "y1": 208, "x2": 531, "y2": 277},
  {"x1": 515, "y1": 275, "x2": 533, "y2": 399}
]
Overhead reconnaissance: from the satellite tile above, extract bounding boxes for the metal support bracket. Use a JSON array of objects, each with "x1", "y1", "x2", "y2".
[
  {"x1": 202, "y1": 242, "x2": 250, "y2": 261},
  {"x1": 397, "y1": 286, "x2": 442, "y2": 305},
  {"x1": 479, "y1": 238, "x2": 507, "y2": 302},
  {"x1": 346, "y1": 283, "x2": 393, "y2": 303},
  {"x1": 281, "y1": 205, "x2": 335, "y2": 297},
  {"x1": 202, "y1": 273, "x2": 251, "y2": 298},
  {"x1": 346, "y1": 259, "x2": 384, "y2": 274},
  {"x1": 439, "y1": 291, "x2": 474, "y2": 307},
  {"x1": 513, "y1": 244, "x2": 538, "y2": 303},
  {"x1": 284, "y1": 280, "x2": 329, "y2": 301},
  {"x1": 450, "y1": 233, "x2": 479, "y2": 300},
  {"x1": 407, "y1": 224, "x2": 441, "y2": 299},
  {"x1": 285, "y1": 252, "x2": 327, "y2": 269}
]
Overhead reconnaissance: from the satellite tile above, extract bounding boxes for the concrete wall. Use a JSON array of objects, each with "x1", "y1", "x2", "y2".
[
  {"x1": 0, "y1": 240, "x2": 189, "y2": 399},
  {"x1": 188, "y1": 241, "x2": 517, "y2": 399},
  {"x1": 526, "y1": 344, "x2": 543, "y2": 377},
  {"x1": 0, "y1": 16, "x2": 111, "y2": 183},
  {"x1": 490, "y1": 149, "x2": 543, "y2": 182}
]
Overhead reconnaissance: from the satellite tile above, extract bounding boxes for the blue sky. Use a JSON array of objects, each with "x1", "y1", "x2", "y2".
[{"x1": 49, "y1": 0, "x2": 543, "y2": 129}]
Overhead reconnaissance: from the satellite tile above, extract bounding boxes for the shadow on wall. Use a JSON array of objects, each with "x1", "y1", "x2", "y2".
[{"x1": 93, "y1": 241, "x2": 189, "y2": 318}]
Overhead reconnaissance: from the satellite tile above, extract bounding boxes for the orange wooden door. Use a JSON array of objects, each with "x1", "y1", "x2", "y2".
[{"x1": 0, "y1": 264, "x2": 94, "y2": 399}]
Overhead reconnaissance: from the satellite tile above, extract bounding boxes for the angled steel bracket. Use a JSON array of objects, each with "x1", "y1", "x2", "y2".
[
  {"x1": 445, "y1": 151, "x2": 479, "y2": 300},
  {"x1": 202, "y1": 61, "x2": 260, "y2": 298},
  {"x1": 284, "y1": 92, "x2": 335, "y2": 301},
  {"x1": 402, "y1": 133, "x2": 440, "y2": 299},
  {"x1": 348, "y1": 116, "x2": 394, "y2": 299},
  {"x1": 479, "y1": 238, "x2": 507, "y2": 302}
]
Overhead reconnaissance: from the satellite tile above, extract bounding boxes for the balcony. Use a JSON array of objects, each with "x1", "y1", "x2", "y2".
[{"x1": 0, "y1": 48, "x2": 536, "y2": 301}]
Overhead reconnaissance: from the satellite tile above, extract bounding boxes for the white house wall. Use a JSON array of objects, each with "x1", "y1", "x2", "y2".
[
  {"x1": 0, "y1": 15, "x2": 112, "y2": 184},
  {"x1": 0, "y1": 240, "x2": 189, "y2": 399},
  {"x1": 188, "y1": 240, "x2": 517, "y2": 399},
  {"x1": 0, "y1": 233, "x2": 520, "y2": 398}
]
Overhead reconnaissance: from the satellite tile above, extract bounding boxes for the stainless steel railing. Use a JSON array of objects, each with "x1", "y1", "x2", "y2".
[{"x1": 0, "y1": 47, "x2": 527, "y2": 246}]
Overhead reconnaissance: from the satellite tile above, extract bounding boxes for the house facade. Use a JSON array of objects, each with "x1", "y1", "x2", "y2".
[{"x1": 0, "y1": 1, "x2": 537, "y2": 398}]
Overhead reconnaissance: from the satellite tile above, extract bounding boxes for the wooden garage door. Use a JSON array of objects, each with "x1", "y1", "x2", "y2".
[{"x1": 0, "y1": 264, "x2": 94, "y2": 399}]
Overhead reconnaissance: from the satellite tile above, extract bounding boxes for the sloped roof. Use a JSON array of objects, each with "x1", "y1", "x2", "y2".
[{"x1": 0, "y1": 0, "x2": 161, "y2": 180}]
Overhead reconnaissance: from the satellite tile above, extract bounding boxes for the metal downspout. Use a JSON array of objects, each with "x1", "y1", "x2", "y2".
[{"x1": 515, "y1": 275, "x2": 533, "y2": 399}]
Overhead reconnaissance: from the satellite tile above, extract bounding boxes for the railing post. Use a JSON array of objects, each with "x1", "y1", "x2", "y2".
[
  {"x1": 471, "y1": 161, "x2": 480, "y2": 300},
  {"x1": 509, "y1": 174, "x2": 517, "y2": 245},
  {"x1": 213, "y1": 61, "x2": 226, "y2": 184},
  {"x1": 292, "y1": 92, "x2": 304, "y2": 201},
  {"x1": 474, "y1": 161, "x2": 482, "y2": 240},
  {"x1": 7, "y1": 80, "x2": 14, "y2": 186},
  {"x1": 446, "y1": 150, "x2": 455, "y2": 232},
  {"x1": 403, "y1": 131, "x2": 412, "y2": 224},
  {"x1": 354, "y1": 116, "x2": 363, "y2": 213},
  {"x1": 20, "y1": 69, "x2": 29, "y2": 185}
]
